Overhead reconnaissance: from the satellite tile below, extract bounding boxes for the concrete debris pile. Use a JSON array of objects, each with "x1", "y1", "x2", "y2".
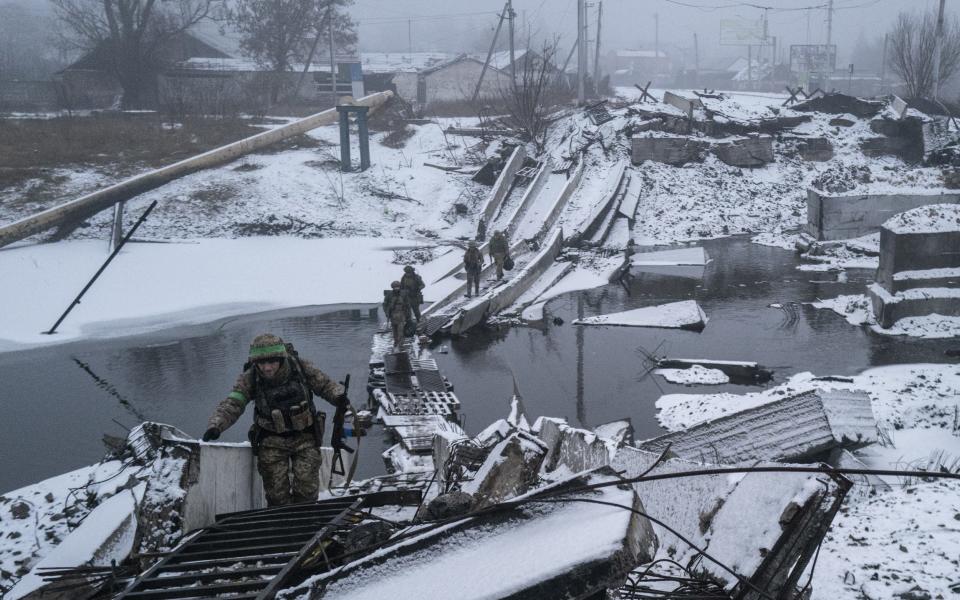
[
  {"x1": 312, "y1": 470, "x2": 658, "y2": 600},
  {"x1": 867, "y1": 203, "x2": 960, "y2": 327}
]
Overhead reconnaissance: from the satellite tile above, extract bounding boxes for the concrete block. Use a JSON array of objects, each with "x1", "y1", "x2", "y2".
[
  {"x1": 462, "y1": 431, "x2": 548, "y2": 509},
  {"x1": 804, "y1": 187, "x2": 960, "y2": 241},
  {"x1": 876, "y1": 226, "x2": 960, "y2": 292},
  {"x1": 539, "y1": 419, "x2": 622, "y2": 474},
  {"x1": 631, "y1": 136, "x2": 708, "y2": 166},
  {"x1": 867, "y1": 283, "x2": 960, "y2": 328},
  {"x1": 713, "y1": 135, "x2": 774, "y2": 167},
  {"x1": 637, "y1": 389, "x2": 878, "y2": 464},
  {"x1": 796, "y1": 137, "x2": 834, "y2": 161}
]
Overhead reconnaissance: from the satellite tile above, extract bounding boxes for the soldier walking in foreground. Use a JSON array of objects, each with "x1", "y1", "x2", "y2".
[
  {"x1": 400, "y1": 265, "x2": 425, "y2": 320},
  {"x1": 202, "y1": 334, "x2": 348, "y2": 506},
  {"x1": 383, "y1": 280, "x2": 413, "y2": 350},
  {"x1": 489, "y1": 229, "x2": 509, "y2": 280},
  {"x1": 463, "y1": 241, "x2": 483, "y2": 298}
]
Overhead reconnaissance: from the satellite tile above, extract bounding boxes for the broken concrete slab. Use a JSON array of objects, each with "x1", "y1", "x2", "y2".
[
  {"x1": 638, "y1": 389, "x2": 878, "y2": 464},
  {"x1": 538, "y1": 419, "x2": 626, "y2": 474},
  {"x1": 654, "y1": 358, "x2": 773, "y2": 384},
  {"x1": 8, "y1": 485, "x2": 144, "y2": 600},
  {"x1": 460, "y1": 431, "x2": 548, "y2": 509},
  {"x1": 828, "y1": 448, "x2": 892, "y2": 500},
  {"x1": 573, "y1": 300, "x2": 708, "y2": 331},
  {"x1": 663, "y1": 90, "x2": 702, "y2": 117},
  {"x1": 713, "y1": 135, "x2": 774, "y2": 167},
  {"x1": 631, "y1": 136, "x2": 708, "y2": 166},
  {"x1": 611, "y1": 446, "x2": 850, "y2": 599},
  {"x1": 316, "y1": 470, "x2": 658, "y2": 600},
  {"x1": 792, "y1": 136, "x2": 835, "y2": 161}
]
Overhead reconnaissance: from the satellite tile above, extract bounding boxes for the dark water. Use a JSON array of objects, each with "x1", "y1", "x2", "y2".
[{"x1": 1, "y1": 238, "x2": 955, "y2": 493}]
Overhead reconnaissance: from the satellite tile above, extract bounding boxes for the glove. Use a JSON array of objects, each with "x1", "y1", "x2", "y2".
[
  {"x1": 335, "y1": 392, "x2": 350, "y2": 409},
  {"x1": 202, "y1": 427, "x2": 220, "y2": 442}
]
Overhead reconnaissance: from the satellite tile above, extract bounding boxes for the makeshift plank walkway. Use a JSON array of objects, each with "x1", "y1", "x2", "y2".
[{"x1": 367, "y1": 329, "x2": 465, "y2": 473}]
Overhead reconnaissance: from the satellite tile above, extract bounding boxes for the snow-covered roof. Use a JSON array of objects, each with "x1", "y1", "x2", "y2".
[
  {"x1": 360, "y1": 51, "x2": 459, "y2": 74},
  {"x1": 616, "y1": 49, "x2": 668, "y2": 59},
  {"x1": 488, "y1": 48, "x2": 530, "y2": 71},
  {"x1": 172, "y1": 57, "x2": 335, "y2": 72}
]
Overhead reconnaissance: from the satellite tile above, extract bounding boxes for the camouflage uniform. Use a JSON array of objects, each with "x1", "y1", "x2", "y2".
[
  {"x1": 463, "y1": 244, "x2": 483, "y2": 296},
  {"x1": 489, "y1": 230, "x2": 509, "y2": 280},
  {"x1": 399, "y1": 267, "x2": 425, "y2": 320},
  {"x1": 383, "y1": 285, "x2": 412, "y2": 349},
  {"x1": 206, "y1": 335, "x2": 343, "y2": 506}
]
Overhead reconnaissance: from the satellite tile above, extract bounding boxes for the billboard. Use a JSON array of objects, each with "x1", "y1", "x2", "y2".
[
  {"x1": 720, "y1": 19, "x2": 764, "y2": 46},
  {"x1": 790, "y1": 44, "x2": 837, "y2": 73}
]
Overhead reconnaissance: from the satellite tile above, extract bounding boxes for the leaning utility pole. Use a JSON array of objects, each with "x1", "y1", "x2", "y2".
[
  {"x1": 933, "y1": 0, "x2": 947, "y2": 99},
  {"x1": 577, "y1": 0, "x2": 586, "y2": 105},
  {"x1": 508, "y1": 0, "x2": 516, "y2": 87},
  {"x1": 593, "y1": 1, "x2": 603, "y2": 95},
  {"x1": 473, "y1": 2, "x2": 508, "y2": 102}
]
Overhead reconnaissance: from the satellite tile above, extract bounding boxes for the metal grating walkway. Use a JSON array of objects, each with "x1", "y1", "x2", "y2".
[{"x1": 113, "y1": 497, "x2": 362, "y2": 599}]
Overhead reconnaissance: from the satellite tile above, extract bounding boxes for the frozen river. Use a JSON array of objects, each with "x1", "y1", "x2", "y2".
[{"x1": 1, "y1": 237, "x2": 955, "y2": 493}]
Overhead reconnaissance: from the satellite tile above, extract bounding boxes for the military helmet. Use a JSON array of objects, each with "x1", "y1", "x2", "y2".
[
  {"x1": 404, "y1": 265, "x2": 415, "y2": 273},
  {"x1": 391, "y1": 280, "x2": 401, "y2": 289},
  {"x1": 249, "y1": 333, "x2": 287, "y2": 361},
  {"x1": 468, "y1": 240, "x2": 477, "y2": 247}
]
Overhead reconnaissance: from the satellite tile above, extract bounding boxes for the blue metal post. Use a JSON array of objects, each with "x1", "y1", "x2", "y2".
[
  {"x1": 357, "y1": 107, "x2": 370, "y2": 171},
  {"x1": 337, "y1": 107, "x2": 351, "y2": 172}
]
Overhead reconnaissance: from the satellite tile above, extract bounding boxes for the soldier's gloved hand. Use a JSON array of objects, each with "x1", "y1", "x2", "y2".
[
  {"x1": 202, "y1": 427, "x2": 220, "y2": 442},
  {"x1": 335, "y1": 392, "x2": 350, "y2": 409}
]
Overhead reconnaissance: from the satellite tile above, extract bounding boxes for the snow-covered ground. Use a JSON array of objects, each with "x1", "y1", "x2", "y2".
[{"x1": 655, "y1": 364, "x2": 960, "y2": 599}]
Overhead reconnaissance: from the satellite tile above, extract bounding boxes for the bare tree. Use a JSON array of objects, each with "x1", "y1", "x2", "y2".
[
  {"x1": 497, "y1": 39, "x2": 569, "y2": 152},
  {"x1": 227, "y1": 0, "x2": 356, "y2": 103},
  {"x1": 51, "y1": 0, "x2": 220, "y2": 108},
  {"x1": 888, "y1": 9, "x2": 960, "y2": 99},
  {"x1": 0, "y1": 3, "x2": 65, "y2": 80}
]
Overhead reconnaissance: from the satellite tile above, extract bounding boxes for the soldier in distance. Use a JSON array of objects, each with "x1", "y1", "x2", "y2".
[
  {"x1": 202, "y1": 334, "x2": 348, "y2": 506},
  {"x1": 399, "y1": 265, "x2": 425, "y2": 320},
  {"x1": 383, "y1": 281, "x2": 413, "y2": 350},
  {"x1": 463, "y1": 240, "x2": 483, "y2": 298}
]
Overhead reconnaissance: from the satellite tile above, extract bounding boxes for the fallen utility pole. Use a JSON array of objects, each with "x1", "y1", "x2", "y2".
[
  {"x1": 44, "y1": 200, "x2": 157, "y2": 335},
  {"x1": 0, "y1": 91, "x2": 393, "y2": 249}
]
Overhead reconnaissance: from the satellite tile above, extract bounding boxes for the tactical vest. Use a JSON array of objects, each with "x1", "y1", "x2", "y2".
[{"x1": 250, "y1": 358, "x2": 316, "y2": 434}]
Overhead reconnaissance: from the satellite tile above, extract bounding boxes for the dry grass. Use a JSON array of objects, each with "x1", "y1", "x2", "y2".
[{"x1": 0, "y1": 114, "x2": 264, "y2": 189}]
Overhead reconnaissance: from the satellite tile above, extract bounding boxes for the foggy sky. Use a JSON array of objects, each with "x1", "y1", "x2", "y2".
[
  {"x1": 2, "y1": 0, "x2": 931, "y2": 66},
  {"x1": 351, "y1": 0, "x2": 924, "y2": 65}
]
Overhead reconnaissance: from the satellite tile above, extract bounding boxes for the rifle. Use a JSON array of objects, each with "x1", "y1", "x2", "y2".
[{"x1": 330, "y1": 374, "x2": 354, "y2": 481}]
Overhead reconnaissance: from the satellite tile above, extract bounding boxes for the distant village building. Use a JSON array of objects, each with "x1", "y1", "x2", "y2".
[
  {"x1": 609, "y1": 49, "x2": 671, "y2": 85},
  {"x1": 391, "y1": 54, "x2": 511, "y2": 107}
]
